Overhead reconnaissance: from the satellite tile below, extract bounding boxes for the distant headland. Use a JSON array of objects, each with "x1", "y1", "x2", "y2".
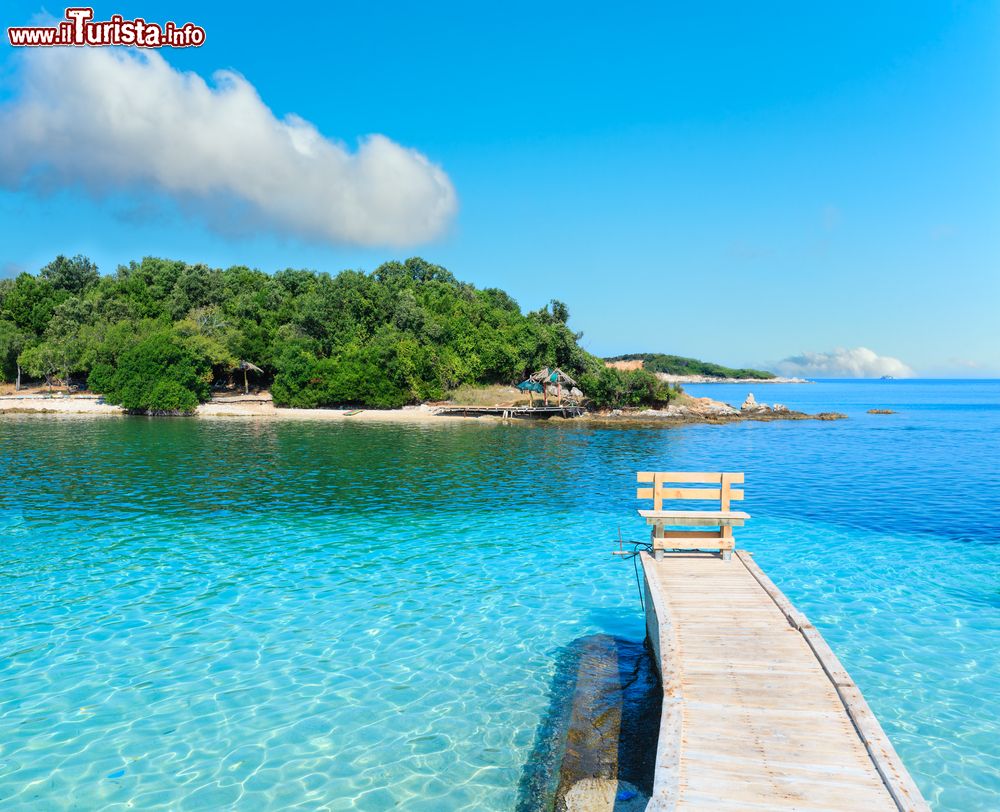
[{"x1": 604, "y1": 354, "x2": 809, "y2": 384}]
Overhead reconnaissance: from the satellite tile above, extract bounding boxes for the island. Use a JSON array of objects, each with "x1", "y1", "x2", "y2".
[
  {"x1": 604, "y1": 354, "x2": 809, "y2": 384},
  {"x1": 0, "y1": 254, "x2": 837, "y2": 424}
]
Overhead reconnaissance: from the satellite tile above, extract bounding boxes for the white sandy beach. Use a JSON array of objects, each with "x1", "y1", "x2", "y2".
[
  {"x1": 0, "y1": 391, "x2": 837, "y2": 424},
  {"x1": 0, "y1": 393, "x2": 480, "y2": 424},
  {"x1": 200, "y1": 396, "x2": 476, "y2": 423}
]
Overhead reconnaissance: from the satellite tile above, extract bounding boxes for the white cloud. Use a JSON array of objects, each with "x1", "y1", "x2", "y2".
[
  {"x1": 945, "y1": 357, "x2": 981, "y2": 369},
  {"x1": 774, "y1": 347, "x2": 914, "y2": 378},
  {"x1": 0, "y1": 47, "x2": 457, "y2": 246}
]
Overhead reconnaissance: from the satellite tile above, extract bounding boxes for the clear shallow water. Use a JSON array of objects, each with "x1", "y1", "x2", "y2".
[{"x1": 1, "y1": 379, "x2": 998, "y2": 810}]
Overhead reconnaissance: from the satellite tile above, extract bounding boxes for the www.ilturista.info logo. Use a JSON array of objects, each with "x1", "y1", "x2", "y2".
[{"x1": 8, "y1": 7, "x2": 206, "y2": 48}]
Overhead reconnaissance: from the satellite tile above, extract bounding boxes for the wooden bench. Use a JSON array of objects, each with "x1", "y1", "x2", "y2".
[{"x1": 637, "y1": 471, "x2": 750, "y2": 560}]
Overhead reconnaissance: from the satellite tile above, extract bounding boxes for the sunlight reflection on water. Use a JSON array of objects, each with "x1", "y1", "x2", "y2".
[{"x1": 1, "y1": 380, "x2": 998, "y2": 810}]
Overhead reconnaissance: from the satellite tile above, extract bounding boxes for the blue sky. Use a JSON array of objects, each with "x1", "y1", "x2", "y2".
[{"x1": 1, "y1": 2, "x2": 997, "y2": 376}]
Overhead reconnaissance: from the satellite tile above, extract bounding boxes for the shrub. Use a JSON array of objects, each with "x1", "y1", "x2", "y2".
[
  {"x1": 578, "y1": 367, "x2": 677, "y2": 410},
  {"x1": 145, "y1": 380, "x2": 200, "y2": 413},
  {"x1": 95, "y1": 330, "x2": 210, "y2": 413},
  {"x1": 271, "y1": 345, "x2": 326, "y2": 408},
  {"x1": 86, "y1": 361, "x2": 115, "y2": 394}
]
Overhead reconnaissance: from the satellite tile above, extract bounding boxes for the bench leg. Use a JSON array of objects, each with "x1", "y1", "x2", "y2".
[
  {"x1": 721, "y1": 526, "x2": 734, "y2": 561},
  {"x1": 652, "y1": 528, "x2": 664, "y2": 561}
]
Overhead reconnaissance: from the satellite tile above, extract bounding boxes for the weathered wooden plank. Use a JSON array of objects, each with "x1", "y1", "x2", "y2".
[
  {"x1": 650, "y1": 529, "x2": 723, "y2": 539},
  {"x1": 653, "y1": 487, "x2": 746, "y2": 501},
  {"x1": 640, "y1": 551, "x2": 930, "y2": 812},
  {"x1": 653, "y1": 539, "x2": 735, "y2": 551},
  {"x1": 639, "y1": 510, "x2": 750, "y2": 520},
  {"x1": 638, "y1": 471, "x2": 719, "y2": 483},
  {"x1": 641, "y1": 551, "x2": 682, "y2": 811},
  {"x1": 637, "y1": 472, "x2": 745, "y2": 484},
  {"x1": 734, "y1": 551, "x2": 932, "y2": 812},
  {"x1": 647, "y1": 519, "x2": 745, "y2": 529}
]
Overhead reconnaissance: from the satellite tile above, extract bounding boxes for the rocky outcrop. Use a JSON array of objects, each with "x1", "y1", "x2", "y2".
[
  {"x1": 585, "y1": 392, "x2": 846, "y2": 425},
  {"x1": 741, "y1": 393, "x2": 790, "y2": 414},
  {"x1": 641, "y1": 397, "x2": 739, "y2": 420},
  {"x1": 689, "y1": 396, "x2": 740, "y2": 416}
]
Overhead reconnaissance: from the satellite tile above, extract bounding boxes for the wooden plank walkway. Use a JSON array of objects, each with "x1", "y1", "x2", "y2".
[
  {"x1": 640, "y1": 550, "x2": 930, "y2": 812},
  {"x1": 433, "y1": 404, "x2": 583, "y2": 418}
]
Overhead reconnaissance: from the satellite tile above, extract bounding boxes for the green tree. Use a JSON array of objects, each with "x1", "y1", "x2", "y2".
[
  {"x1": 1, "y1": 274, "x2": 66, "y2": 335},
  {"x1": 93, "y1": 329, "x2": 212, "y2": 413},
  {"x1": 18, "y1": 342, "x2": 60, "y2": 392},
  {"x1": 39, "y1": 255, "x2": 100, "y2": 294},
  {"x1": 0, "y1": 320, "x2": 28, "y2": 388}
]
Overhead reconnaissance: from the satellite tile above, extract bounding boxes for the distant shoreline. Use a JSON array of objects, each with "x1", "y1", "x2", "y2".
[{"x1": 654, "y1": 374, "x2": 811, "y2": 384}]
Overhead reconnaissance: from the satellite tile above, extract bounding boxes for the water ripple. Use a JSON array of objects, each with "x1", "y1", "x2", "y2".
[{"x1": 1, "y1": 380, "x2": 998, "y2": 810}]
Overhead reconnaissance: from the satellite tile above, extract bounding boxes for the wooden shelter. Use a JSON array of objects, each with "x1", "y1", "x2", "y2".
[
  {"x1": 236, "y1": 360, "x2": 263, "y2": 395},
  {"x1": 528, "y1": 367, "x2": 577, "y2": 406},
  {"x1": 516, "y1": 377, "x2": 545, "y2": 406}
]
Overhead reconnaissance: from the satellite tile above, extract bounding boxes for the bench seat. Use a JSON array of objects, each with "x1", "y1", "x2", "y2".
[{"x1": 638, "y1": 509, "x2": 749, "y2": 526}]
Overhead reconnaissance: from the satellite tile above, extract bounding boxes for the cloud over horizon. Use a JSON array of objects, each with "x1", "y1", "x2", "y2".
[
  {"x1": 0, "y1": 47, "x2": 457, "y2": 246},
  {"x1": 775, "y1": 347, "x2": 914, "y2": 378}
]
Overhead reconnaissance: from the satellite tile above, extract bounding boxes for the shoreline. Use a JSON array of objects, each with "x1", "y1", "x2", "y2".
[
  {"x1": 0, "y1": 395, "x2": 468, "y2": 424},
  {"x1": 0, "y1": 393, "x2": 845, "y2": 425}
]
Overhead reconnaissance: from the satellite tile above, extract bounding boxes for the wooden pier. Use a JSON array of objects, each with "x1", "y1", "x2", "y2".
[
  {"x1": 640, "y1": 550, "x2": 930, "y2": 811},
  {"x1": 628, "y1": 471, "x2": 929, "y2": 811},
  {"x1": 433, "y1": 404, "x2": 583, "y2": 419}
]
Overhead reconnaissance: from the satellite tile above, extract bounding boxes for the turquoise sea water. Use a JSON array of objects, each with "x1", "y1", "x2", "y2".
[{"x1": 1, "y1": 380, "x2": 998, "y2": 810}]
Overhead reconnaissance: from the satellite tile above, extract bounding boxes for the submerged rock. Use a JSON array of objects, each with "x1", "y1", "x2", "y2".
[
  {"x1": 563, "y1": 778, "x2": 649, "y2": 812},
  {"x1": 514, "y1": 635, "x2": 661, "y2": 812}
]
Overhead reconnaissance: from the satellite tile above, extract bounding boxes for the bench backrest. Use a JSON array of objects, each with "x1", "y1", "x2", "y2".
[{"x1": 636, "y1": 471, "x2": 745, "y2": 511}]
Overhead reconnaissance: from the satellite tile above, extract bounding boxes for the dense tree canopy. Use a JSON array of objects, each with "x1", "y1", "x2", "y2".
[{"x1": 0, "y1": 255, "x2": 674, "y2": 412}]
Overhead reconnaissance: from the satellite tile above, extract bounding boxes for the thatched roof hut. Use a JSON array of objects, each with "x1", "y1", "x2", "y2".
[
  {"x1": 236, "y1": 360, "x2": 263, "y2": 394},
  {"x1": 524, "y1": 367, "x2": 578, "y2": 405},
  {"x1": 529, "y1": 367, "x2": 577, "y2": 387}
]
